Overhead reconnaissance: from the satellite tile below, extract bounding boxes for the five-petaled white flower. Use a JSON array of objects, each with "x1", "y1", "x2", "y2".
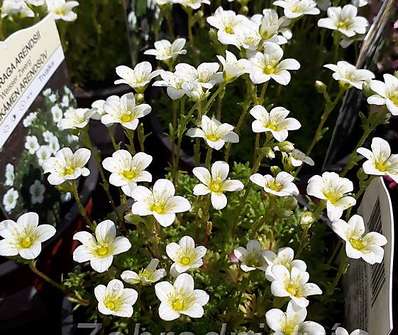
[
  {"x1": 43, "y1": 147, "x2": 91, "y2": 185},
  {"x1": 186, "y1": 115, "x2": 239, "y2": 150},
  {"x1": 29, "y1": 180, "x2": 46, "y2": 204},
  {"x1": 234, "y1": 240, "x2": 268, "y2": 272},
  {"x1": 271, "y1": 265, "x2": 322, "y2": 308},
  {"x1": 1, "y1": 0, "x2": 34, "y2": 18},
  {"x1": 102, "y1": 93, "x2": 152, "y2": 130},
  {"x1": 324, "y1": 61, "x2": 374, "y2": 90},
  {"x1": 367, "y1": 73, "x2": 398, "y2": 116},
  {"x1": 144, "y1": 38, "x2": 187, "y2": 61},
  {"x1": 266, "y1": 302, "x2": 326, "y2": 335},
  {"x1": 166, "y1": 236, "x2": 207, "y2": 273},
  {"x1": 307, "y1": 172, "x2": 356, "y2": 221},
  {"x1": 216, "y1": 51, "x2": 249, "y2": 82},
  {"x1": 318, "y1": 5, "x2": 368, "y2": 37},
  {"x1": 250, "y1": 171, "x2": 299, "y2": 197},
  {"x1": 102, "y1": 150, "x2": 153, "y2": 197},
  {"x1": 193, "y1": 161, "x2": 244, "y2": 210},
  {"x1": 131, "y1": 179, "x2": 191, "y2": 227},
  {"x1": 155, "y1": 273, "x2": 209, "y2": 321},
  {"x1": 46, "y1": 0, "x2": 79, "y2": 22},
  {"x1": 357, "y1": 137, "x2": 398, "y2": 182},
  {"x1": 249, "y1": 105, "x2": 301, "y2": 141},
  {"x1": 273, "y1": 0, "x2": 320, "y2": 19},
  {"x1": 153, "y1": 68, "x2": 196, "y2": 100},
  {"x1": 121, "y1": 258, "x2": 166, "y2": 286},
  {"x1": 25, "y1": 135, "x2": 40, "y2": 154},
  {"x1": 3, "y1": 188, "x2": 19, "y2": 213},
  {"x1": 36, "y1": 145, "x2": 53, "y2": 167},
  {"x1": 59, "y1": 108, "x2": 93, "y2": 130},
  {"x1": 115, "y1": 62, "x2": 161, "y2": 93},
  {"x1": 0, "y1": 212, "x2": 56, "y2": 260},
  {"x1": 247, "y1": 42, "x2": 300, "y2": 85},
  {"x1": 332, "y1": 215, "x2": 387, "y2": 265},
  {"x1": 73, "y1": 220, "x2": 131, "y2": 273},
  {"x1": 335, "y1": 327, "x2": 368, "y2": 335},
  {"x1": 94, "y1": 279, "x2": 138, "y2": 317}
]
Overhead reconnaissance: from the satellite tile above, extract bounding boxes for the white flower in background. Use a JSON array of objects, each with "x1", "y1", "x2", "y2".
[
  {"x1": 316, "y1": 0, "x2": 331, "y2": 11},
  {"x1": 287, "y1": 148, "x2": 315, "y2": 167},
  {"x1": 61, "y1": 95, "x2": 70, "y2": 108},
  {"x1": 155, "y1": 273, "x2": 209, "y2": 321},
  {"x1": 29, "y1": 180, "x2": 46, "y2": 204},
  {"x1": 357, "y1": 137, "x2": 398, "y2": 182},
  {"x1": 234, "y1": 240, "x2": 268, "y2": 272},
  {"x1": 247, "y1": 43, "x2": 300, "y2": 85},
  {"x1": 257, "y1": 9, "x2": 288, "y2": 45},
  {"x1": 273, "y1": 0, "x2": 320, "y2": 19},
  {"x1": 271, "y1": 265, "x2": 322, "y2": 307},
  {"x1": 90, "y1": 99, "x2": 106, "y2": 121},
  {"x1": 144, "y1": 38, "x2": 187, "y2": 61},
  {"x1": 43, "y1": 131, "x2": 55, "y2": 143},
  {"x1": 186, "y1": 115, "x2": 239, "y2": 150},
  {"x1": 43, "y1": 147, "x2": 91, "y2": 185},
  {"x1": 67, "y1": 134, "x2": 79, "y2": 143},
  {"x1": 59, "y1": 108, "x2": 92, "y2": 129},
  {"x1": 1, "y1": 0, "x2": 34, "y2": 18},
  {"x1": 73, "y1": 220, "x2": 131, "y2": 273},
  {"x1": 307, "y1": 172, "x2": 356, "y2": 221},
  {"x1": 0, "y1": 212, "x2": 55, "y2": 260},
  {"x1": 207, "y1": 7, "x2": 248, "y2": 48},
  {"x1": 5, "y1": 163, "x2": 14, "y2": 186},
  {"x1": 48, "y1": 135, "x2": 60, "y2": 154},
  {"x1": 26, "y1": 0, "x2": 46, "y2": 5},
  {"x1": 36, "y1": 145, "x2": 53, "y2": 167},
  {"x1": 61, "y1": 192, "x2": 72, "y2": 202},
  {"x1": 94, "y1": 279, "x2": 138, "y2": 317},
  {"x1": 46, "y1": 0, "x2": 79, "y2": 22},
  {"x1": 131, "y1": 179, "x2": 191, "y2": 227},
  {"x1": 102, "y1": 150, "x2": 153, "y2": 197},
  {"x1": 250, "y1": 105, "x2": 301, "y2": 141},
  {"x1": 264, "y1": 247, "x2": 307, "y2": 281},
  {"x1": 335, "y1": 327, "x2": 368, "y2": 335},
  {"x1": 167, "y1": 236, "x2": 207, "y2": 274},
  {"x1": 318, "y1": 5, "x2": 368, "y2": 37},
  {"x1": 23, "y1": 112, "x2": 37, "y2": 128},
  {"x1": 193, "y1": 161, "x2": 243, "y2": 210},
  {"x1": 217, "y1": 51, "x2": 249, "y2": 82},
  {"x1": 2, "y1": 188, "x2": 19, "y2": 213},
  {"x1": 115, "y1": 62, "x2": 161, "y2": 92},
  {"x1": 128, "y1": 10, "x2": 137, "y2": 29},
  {"x1": 25, "y1": 135, "x2": 40, "y2": 154},
  {"x1": 51, "y1": 105, "x2": 63, "y2": 123},
  {"x1": 332, "y1": 215, "x2": 387, "y2": 265},
  {"x1": 266, "y1": 302, "x2": 326, "y2": 335},
  {"x1": 196, "y1": 62, "x2": 223, "y2": 89},
  {"x1": 121, "y1": 259, "x2": 166, "y2": 286},
  {"x1": 367, "y1": 74, "x2": 398, "y2": 116},
  {"x1": 250, "y1": 171, "x2": 299, "y2": 197},
  {"x1": 351, "y1": 0, "x2": 368, "y2": 7},
  {"x1": 102, "y1": 93, "x2": 151, "y2": 130},
  {"x1": 48, "y1": 93, "x2": 57, "y2": 103},
  {"x1": 235, "y1": 20, "x2": 262, "y2": 51},
  {"x1": 153, "y1": 69, "x2": 196, "y2": 100},
  {"x1": 174, "y1": 0, "x2": 210, "y2": 10},
  {"x1": 43, "y1": 88, "x2": 52, "y2": 96},
  {"x1": 324, "y1": 61, "x2": 374, "y2": 90}
]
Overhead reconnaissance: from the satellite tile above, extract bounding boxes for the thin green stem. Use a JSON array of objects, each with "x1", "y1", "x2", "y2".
[
  {"x1": 71, "y1": 181, "x2": 93, "y2": 229},
  {"x1": 205, "y1": 147, "x2": 213, "y2": 168}
]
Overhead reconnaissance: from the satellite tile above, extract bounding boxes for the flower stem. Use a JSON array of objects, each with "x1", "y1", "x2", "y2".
[
  {"x1": 205, "y1": 147, "x2": 213, "y2": 168},
  {"x1": 71, "y1": 181, "x2": 93, "y2": 229}
]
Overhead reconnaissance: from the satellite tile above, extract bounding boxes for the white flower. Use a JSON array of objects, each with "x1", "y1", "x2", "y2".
[
  {"x1": 67, "y1": 134, "x2": 79, "y2": 143},
  {"x1": 115, "y1": 62, "x2": 161, "y2": 92},
  {"x1": 4, "y1": 163, "x2": 14, "y2": 186},
  {"x1": 307, "y1": 172, "x2": 356, "y2": 221},
  {"x1": 257, "y1": 9, "x2": 288, "y2": 45},
  {"x1": 36, "y1": 145, "x2": 53, "y2": 167},
  {"x1": 318, "y1": 5, "x2": 368, "y2": 37},
  {"x1": 51, "y1": 105, "x2": 63, "y2": 123},
  {"x1": 250, "y1": 171, "x2": 299, "y2": 197},
  {"x1": 121, "y1": 259, "x2": 166, "y2": 285},
  {"x1": 193, "y1": 161, "x2": 243, "y2": 210},
  {"x1": 186, "y1": 115, "x2": 239, "y2": 150},
  {"x1": 332, "y1": 215, "x2": 387, "y2": 265},
  {"x1": 43, "y1": 147, "x2": 91, "y2": 185},
  {"x1": 0, "y1": 212, "x2": 55, "y2": 260},
  {"x1": 1, "y1": 0, "x2": 34, "y2": 18},
  {"x1": 23, "y1": 112, "x2": 37, "y2": 127},
  {"x1": 2, "y1": 188, "x2": 19, "y2": 213},
  {"x1": 61, "y1": 95, "x2": 70, "y2": 108},
  {"x1": 324, "y1": 61, "x2": 374, "y2": 89},
  {"x1": 94, "y1": 279, "x2": 138, "y2": 317},
  {"x1": 357, "y1": 137, "x2": 398, "y2": 182},
  {"x1": 247, "y1": 43, "x2": 300, "y2": 85},
  {"x1": 266, "y1": 302, "x2": 325, "y2": 335},
  {"x1": 73, "y1": 220, "x2": 131, "y2": 273},
  {"x1": 29, "y1": 180, "x2": 45, "y2": 204},
  {"x1": 131, "y1": 179, "x2": 191, "y2": 227},
  {"x1": 102, "y1": 150, "x2": 152, "y2": 197},
  {"x1": 153, "y1": 69, "x2": 196, "y2": 100},
  {"x1": 250, "y1": 105, "x2": 301, "y2": 141},
  {"x1": 26, "y1": 0, "x2": 46, "y2": 5},
  {"x1": 367, "y1": 73, "x2": 398, "y2": 116},
  {"x1": 25, "y1": 135, "x2": 40, "y2": 154},
  {"x1": 196, "y1": 62, "x2": 223, "y2": 89},
  {"x1": 144, "y1": 38, "x2": 187, "y2": 61},
  {"x1": 59, "y1": 108, "x2": 92, "y2": 129},
  {"x1": 90, "y1": 99, "x2": 106, "y2": 120},
  {"x1": 351, "y1": 0, "x2": 367, "y2": 7},
  {"x1": 288, "y1": 148, "x2": 315, "y2": 167},
  {"x1": 155, "y1": 273, "x2": 209, "y2": 321},
  {"x1": 235, "y1": 20, "x2": 262, "y2": 50},
  {"x1": 264, "y1": 247, "x2": 307, "y2": 281},
  {"x1": 43, "y1": 88, "x2": 52, "y2": 96},
  {"x1": 43, "y1": 131, "x2": 55, "y2": 143},
  {"x1": 46, "y1": 0, "x2": 79, "y2": 22},
  {"x1": 174, "y1": 0, "x2": 210, "y2": 10},
  {"x1": 47, "y1": 135, "x2": 60, "y2": 154},
  {"x1": 273, "y1": 0, "x2": 320, "y2": 19},
  {"x1": 335, "y1": 327, "x2": 368, "y2": 335},
  {"x1": 234, "y1": 240, "x2": 268, "y2": 272},
  {"x1": 271, "y1": 265, "x2": 322, "y2": 307},
  {"x1": 216, "y1": 51, "x2": 249, "y2": 82},
  {"x1": 101, "y1": 93, "x2": 151, "y2": 130},
  {"x1": 166, "y1": 236, "x2": 207, "y2": 274},
  {"x1": 48, "y1": 94, "x2": 57, "y2": 103}
]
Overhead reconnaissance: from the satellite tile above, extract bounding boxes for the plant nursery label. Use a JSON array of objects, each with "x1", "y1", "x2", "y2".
[
  {"x1": 344, "y1": 177, "x2": 395, "y2": 334},
  {"x1": 0, "y1": 14, "x2": 64, "y2": 149}
]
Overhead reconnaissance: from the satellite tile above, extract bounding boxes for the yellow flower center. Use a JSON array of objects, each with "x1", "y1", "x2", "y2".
[
  {"x1": 19, "y1": 236, "x2": 33, "y2": 249},
  {"x1": 209, "y1": 178, "x2": 223, "y2": 193},
  {"x1": 140, "y1": 269, "x2": 155, "y2": 282},
  {"x1": 122, "y1": 168, "x2": 138, "y2": 180},
  {"x1": 150, "y1": 201, "x2": 167, "y2": 214},
  {"x1": 349, "y1": 237, "x2": 366, "y2": 251},
  {"x1": 265, "y1": 120, "x2": 280, "y2": 131},
  {"x1": 62, "y1": 165, "x2": 75, "y2": 176},
  {"x1": 95, "y1": 244, "x2": 110, "y2": 257},
  {"x1": 291, "y1": 4, "x2": 302, "y2": 13},
  {"x1": 180, "y1": 256, "x2": 192, "y2": 266},
  {"x1": 171, "y1": 295, "x2": 186, "y2": 311},
  {"x1": 245, "y1": 253, "x2": 263, "y2": 268},
  {"x1": 225, "y1": 25, "x2": 234, "y2": 34},
  {"x1": 337, "y1": 19, "x2": 351, "y2": 30},
  {"x1": 375, "y1": 160, "x2": 389, "y2": 172},
  {"x1": 54, "y1": 7, "x2": 67, "y2": 16},
  {"x1": 267, "y1": 180, "x2": 284, "y2": 192},
  {"x1": 388, "y1": 92, "x2": 398, "y2": 105},
  {"x1": 282, "y1": 321, "x2": 297, "y2": 335},
  {"x1": 286, "y1": 282, "x2": 302, "y2": 297},
  {"x1": 206, "y1": 133, "x2": 221, "y2": 142},
  {"x1": 120, "y1": 111, "x2": 135, "y2": 123},
  {"x1": 323, "y1": 190, "x2": 341, "y2": 204},
  {"x1": 104, "y1": 296, "x2": 121, "y2": 311},
  {"x1": 263, "y1": 64, "x2": 276, "y2": 75}
]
